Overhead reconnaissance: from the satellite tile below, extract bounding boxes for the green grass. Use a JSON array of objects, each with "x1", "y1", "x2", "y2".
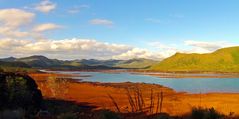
[{"x1": 115, "y1": 58, "x2": 159, "y2": 69}]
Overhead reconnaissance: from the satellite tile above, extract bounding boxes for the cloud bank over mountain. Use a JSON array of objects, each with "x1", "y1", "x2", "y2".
[{"x1": 0, "y1": 38, "x2": 164, "y2": 60}]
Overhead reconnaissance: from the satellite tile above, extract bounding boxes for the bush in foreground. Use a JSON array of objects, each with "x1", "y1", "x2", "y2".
[
  {"x1": 0, "y1": 72, "x2": 43, "y2": 118},
  {"x1": 190, "y1": 107, "x2": 224, "y2": 119}
]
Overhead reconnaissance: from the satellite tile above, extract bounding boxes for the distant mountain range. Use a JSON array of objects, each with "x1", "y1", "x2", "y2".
[
  {"x1": 0, "y1": 55, "x2": 159, "y2": 70},
  {"x1": 150, "y1": 46, "x2": 239, "y2": 73},
  {"x1": 2, "y1": 46, "x2": 239, "y2": 72}
]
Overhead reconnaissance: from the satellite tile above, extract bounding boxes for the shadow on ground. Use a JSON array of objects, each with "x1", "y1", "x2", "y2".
[{"x1": 40, "y1": 98, "x2": 237, "y2": 119}]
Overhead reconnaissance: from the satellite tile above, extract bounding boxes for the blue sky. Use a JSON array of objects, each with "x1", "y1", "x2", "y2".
[{"x1": 0, "y1": 0, "x2": 238, "y2": 60}]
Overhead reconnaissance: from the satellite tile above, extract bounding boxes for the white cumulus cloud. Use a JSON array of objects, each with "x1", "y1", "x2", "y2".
[
  {"x1": 112, "y1": 48, "x2": 164, "y2": 60},
  {"x1": 35, "y1": 0, "x2": 56, "y2": 13},
  {"x1": 149, "y1": 42, "x2": 180, "y2": 58},
  {"x1": 0, "y1": 9, "x2": 35, "y2": 38},
  {"x1": 0, "y1": 8, "x2": 35, "y2": 28},
  {"x1": 33, "y1": 23, "x2": 62, "y2": 32},
  {"x1": 0, "y1": 8, "x2": 62, "y2": 39}
]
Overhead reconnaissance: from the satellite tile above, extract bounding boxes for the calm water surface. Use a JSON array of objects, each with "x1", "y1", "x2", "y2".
[{"x1": 43, "y1": 70, "x2": 239, "y2": 93}]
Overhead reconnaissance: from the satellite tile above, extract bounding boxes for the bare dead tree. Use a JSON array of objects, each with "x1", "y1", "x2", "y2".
[
  {"x1": 149, "y1": 89, "x2": 154, "y2": 114},
  {"x1": 160, "y1": 91, "x2": 163, "y2": 113},
  {"x1": 156, "y1": 92, "x2": 160, "y2": 114},
  {"x1": 126, "y1": 88, "x2": 136, "y2": 112},
  {"x1": 108, "y1": 94, "x2": 121, "y2": 113}
]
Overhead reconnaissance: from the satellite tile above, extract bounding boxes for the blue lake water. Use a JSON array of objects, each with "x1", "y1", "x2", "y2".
[{"x1": 43, "y1": 71, "x2": 239, "y2": 93}]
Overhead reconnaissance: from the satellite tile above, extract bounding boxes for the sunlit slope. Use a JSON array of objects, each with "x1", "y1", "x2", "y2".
[
  {"x1": 114, "y1": 58, "x2": 158, "y2": 69},
  {"x1": 150, "y1": 46, "x2": 239, "y2": 72}
]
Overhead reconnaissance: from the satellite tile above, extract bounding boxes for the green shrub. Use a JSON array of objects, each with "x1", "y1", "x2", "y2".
[
  {"x1": 46, "y1": 76, "x2": 69, "y2": 98},
  {"x1": 0, "y1": 108, "x2": 25, "y2": 119},
  {"x1": 153, "y1": 113, "x2": 171, "y2": 119},
  {"x1": 191, "y1": 107, "x2": 224, "y2": 119},
  {"x1": 98, "y1": 110, "x2": 120, "y2": 119},
  {"x1": 0, "y1": 68, "x2": 4, "y2": 72},
  {"x1": 0, "y1": 73, "x2": 42, "y2": 117},
  {"x1": 57, "y1": 112, "x2": 78, "y2": 119}
]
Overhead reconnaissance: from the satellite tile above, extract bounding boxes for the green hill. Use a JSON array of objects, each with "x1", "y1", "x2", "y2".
[
  {"x1": 150, "y1": 46, "x2": 239, "y2": 72},
  {"x1": 0, "y1": 55, "x2": 158, "y2": 70},
  {"x1": 17, "y1": 55, "x2": 63, "y2": 68},
  {"x1": 115, "y1": 58, "x2": 158, "y2": 69},
  {"x1": 0, "y1": 61, "x2": 30, "y2": 68},
  {"x1": 63, "y1": 61, "x2": 83, "y2": 67},
  {"x1": 0, "y1": 61, "x2": 35, "y2": 72},
  {"x1": 77, "y1": 58, "x2": 158, "y2": 69},
  {"x1": 77, "y1": 59, "x2": 121, "y2": 67}
]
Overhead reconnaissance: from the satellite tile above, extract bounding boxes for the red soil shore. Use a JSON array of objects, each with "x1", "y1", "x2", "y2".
[{"x1": 30, "y1": 73, "x2": 239, "y2": 116}]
